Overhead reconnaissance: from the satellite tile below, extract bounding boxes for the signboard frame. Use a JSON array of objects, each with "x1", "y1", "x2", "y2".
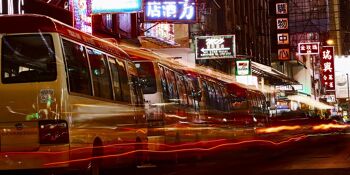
[
  {"x1": 235, "y1": 59, "x2": 251, "y2": 76},
  {"x1": 144, "y1": 0, "x2": 197, "y2": 23},
  {"x1": 195, "y1": 35, "x2": 236, "y2": 60},
  {"x1": 321, "y1": 46, "x2": 335, "y2": 91},
  {"x1": 91, "y1": 0, "x2": 142, "y2": 14},
  {"x1": 298, "y1": 42, "x2": 320, "y2": 55}
]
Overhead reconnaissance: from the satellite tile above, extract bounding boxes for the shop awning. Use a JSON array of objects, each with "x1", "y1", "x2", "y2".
[{"x1": 251, "y1": 61, "x2": 298, "y2": 85}]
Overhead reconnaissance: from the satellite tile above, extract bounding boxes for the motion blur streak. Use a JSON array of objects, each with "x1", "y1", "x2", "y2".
[
  {"x1": 256, "y1": 125, "x2": 302, "y2": 133},
  {"x1": 43, "y1": 135, "x2": 307, "y2": 167},
  {"x1": 287, "y1": 95, "x2": 333, "y2": 110},
  {"x1": 0, "y1": 139, "x2": 228, "y2": 155},
  {"x1": 312, "y1": 123, "x2": 350, "y2": 130}
]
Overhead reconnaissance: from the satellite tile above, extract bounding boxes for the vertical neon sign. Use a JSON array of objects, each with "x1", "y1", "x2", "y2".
[{"x1": 71, "y1": 0, "x2": 92, "y2": 34}]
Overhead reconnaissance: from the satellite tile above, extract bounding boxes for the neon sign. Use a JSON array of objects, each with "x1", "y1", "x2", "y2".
[
  {"x1": 91, "y1": 0, "x2": 142, "y2": 14},
  {"x1": 321, "y1": 46, "x2": 335, "y2": 91},
  {"x1": 195, "y1": 35, "x2": 236, "y2": 60},
  {"x1": 71, "y1": 0, "x2": 92, "y2": 34},
  {"x1": 145, "y1": 0, "x2": 196, "y2": 23},
  {"x1": 0, "y1": 0, "x2": 25, "y2": 14},
  {"x1": 298, "y1": 42, "x2": 320, "y2": 55}
]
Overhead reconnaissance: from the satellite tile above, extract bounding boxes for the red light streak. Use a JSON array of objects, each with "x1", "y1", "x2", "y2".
[
  {"x1": 0, "y1": 139, "x2": 228, "y2": 155},
  {"x1": 256, "y1": 125, "x2": 302, "y2": 133},
  {"x1": 43, "y1": 135, "x2": 307, "y2": 167}
]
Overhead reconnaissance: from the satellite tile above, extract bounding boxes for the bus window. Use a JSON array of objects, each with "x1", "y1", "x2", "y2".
[
  {"x1": 2, "y1": 34, "x2": 56, "y2": 84},
  {"x1": 108, "y1": 56, "x2": 123, "y2": 101},
  {"x1": 117, "y1": 59, "x2": 131, "y2": 103},
  {"x1": 201, "y1": 80, "x2": 210, "y2": 107},
  {"x1": 128, "y1": 62, "x2": 143, "y2": 106},
  {"x1": 134, "y1": 62, "x2": 157, "y2": 94},
  {"x1": 158, "y1": 65, "x2": 169, "y2": 101},
  {"x1": 214, "y1": 84, "x2": 224, "y2": 111},
  {"x1": 175, "y1": 73, "x2": 188, "y2": 105},
  {"x1": 62, "y1": 39, "x2": 92, "y2": 95},
  {"x1": 164, "y1": 68, "x2": 179, "y2": 102},
  {"x1": 86, "y1": 49, "x2": 112, "y2": 100},
  {"x1": 208, "y1": 82, "x2": 217, "y2": 108}
]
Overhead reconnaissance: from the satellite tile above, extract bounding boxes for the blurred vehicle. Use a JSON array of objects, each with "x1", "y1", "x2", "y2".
[{"x1": 0, "y1": 14, "x2": 146, "y2": 174}]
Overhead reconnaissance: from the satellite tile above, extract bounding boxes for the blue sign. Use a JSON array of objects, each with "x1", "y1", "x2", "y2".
[
  {"x1": 145, "y1": 0, "x2": 197, "y2": 23},
  {"x1": 91, "y1": 0, "x2": 142, "y2": 14}
]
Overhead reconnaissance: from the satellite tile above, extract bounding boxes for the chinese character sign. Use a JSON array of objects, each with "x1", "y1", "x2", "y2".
[
  {"x1": 278, "y1": 48, "x2": 290, "y2": 61},
  {"x1": 321, "y1": 46, "x2": 335, "y2": 91},
  {"x1": 145, "y1": 0, "x2": 196, "y2": 22},
  {"x1": 276, "y1": 3, "x2": 288, "y2": 14},
  {"x1": 72, "y1": 0, "x2": 92, "y2": 34},
  {"x1": 195, "y1": 35, "x2": 236, "y2": 60},
  {"x1": 277, "y1": 33, "x2": 289, "y2": 45},
  {"x1": 276, "y1": 18, "x2": 288, "y2": 30},
  {"x1": 298, "y1": 42, "x2": 320, "y2": 55}
]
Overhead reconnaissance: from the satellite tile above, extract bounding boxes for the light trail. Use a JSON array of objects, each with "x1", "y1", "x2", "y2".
[
  {"x1": 0, "y1": 139, "x2": 228, "y2": 155},
  {"x1": 43, "y1": 135, "x2": 308, "y2": 167},
  {"x1": 256, "y1": 125, "x2": 302, "y2": 133},
  {"x1": 312, "y1": 123, "x2": 350, "y2": 130}
]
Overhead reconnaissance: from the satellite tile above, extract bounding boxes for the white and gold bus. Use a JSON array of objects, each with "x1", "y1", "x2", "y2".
[{"x1": 0, "y1": 14, "x2": 146, "y2": 174}]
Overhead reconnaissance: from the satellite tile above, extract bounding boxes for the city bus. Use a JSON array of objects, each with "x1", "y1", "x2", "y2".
[
  {"x1": 0, "y1": 14, "x2": 146, "y2": 174},
  {"x1": 120, "y1": 46, "x2": 268, "y2": 145}
]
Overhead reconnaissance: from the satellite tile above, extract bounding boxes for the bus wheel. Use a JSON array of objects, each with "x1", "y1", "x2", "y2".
[{"x1": 87, "y1": 138, "x2": 103, "y2": 175}]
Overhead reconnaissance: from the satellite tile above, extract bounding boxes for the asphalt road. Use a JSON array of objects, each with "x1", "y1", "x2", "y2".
[{"x1": 104, "y1": 131, "x2": 350, "y2": 175}]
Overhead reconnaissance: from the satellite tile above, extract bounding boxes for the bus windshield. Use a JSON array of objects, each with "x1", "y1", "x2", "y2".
[
  {"x1": 1, "y1": 34, "x2": 56, "y2": 84},
  {"x1": 135, "y1": 62, "x2": 157, "y2": 94}
]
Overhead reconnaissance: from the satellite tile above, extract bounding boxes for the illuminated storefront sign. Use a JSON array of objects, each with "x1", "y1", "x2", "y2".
[
  {"x1": 277, "y1": 33, "x2": 289, "y2": 45},
  {"x1": 321, "y1": 46, "x2": 335, "y2": 91},
  {"x1": 275, "y1": 1, "x2": 290, "y2": 61},
  {"x1": 145, "y1": 0, "x2": 196, "y2": 22},
  {"x1": 235, "y1": 60, "x2": 251, "y2": 76},
  {"x1": 144, "y1": 23, "x2": 175, "y2": 43},
  {"x1": 276, "y1": 18, "x2": 288, "y2": 30},
  {"x1": 195, "y1": 35, "x2": 236, "y2": 60},
  {"x1": 91, "y1": 0, "x2": 142, "y2": 13},
  {"x1": 276, "y1": 3, "x2": 288, "y2": 14},
  {"x1": 276, "y1": 85, "x2": 303, "y2": 91},
  {"x1": 278, "y1": 48, "x2": 290, "y2": 61},
  {"x1": 71, "y1": 0, "x2": 92, "y2": 34},
  {"x1": 298, "y1": 42, "x2": 320, "y2": 55},
  {"x1": 0, "y1": 0, "x2": 25, "y2": 14}
]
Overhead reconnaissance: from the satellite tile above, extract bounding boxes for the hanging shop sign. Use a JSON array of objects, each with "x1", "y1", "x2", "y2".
[
  {"x1": 278, "y1": 48, "x2": 290, "y2": 61},
  {"x1": 235, "y1": 60, "x2": 251, "y2": 76},
  {"x1": 275, "y1": 1, "x2": 290, "y2": 61},
  {"x1": 276, "y1": 18, "x2": 288, "y2": 30},
  {"x1": 144, "y1": 0, "x2": 197, "y2": 23},
  {"x1": 298, "y1": 42, "x2": 320, "y2": 55},
  {"x1": 71, "y1": 0, "x2": 92, "y2": 34},
  {"x1": 275, "y1": 84, "x2": 303, "y2": 91},
  {"x1": 277, "y1": 33, "x2": 289, "y2": 45},
  {"x1": 91, "y1": 0, "x2": 142, "y2": 14},
  {"x1": 195, "y1": 35, "x2": 236, "y2": 60},
  {"x1": 276, "y1": 3, "x2": 288, "y2": 14},
  {"x1": 321, "y1": 46, "x2": 335, "y2": 91}
]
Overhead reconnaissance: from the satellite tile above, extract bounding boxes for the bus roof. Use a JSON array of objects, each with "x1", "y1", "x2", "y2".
[{"x1": 0, "y1": 14, "x2": 130, "y2": 60}]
